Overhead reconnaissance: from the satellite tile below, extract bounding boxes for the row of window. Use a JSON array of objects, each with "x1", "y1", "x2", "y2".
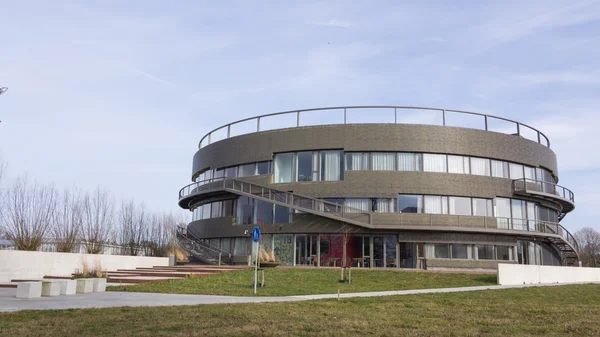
[
  {"x1": 345, "y1": 152, "x2": 556, "y2": 182},
  {"x1": 274, "y1": 150, "x2": 344, "y2": 183},
  {"x1": 424, "y1": 243, "x2": 513, "y2": 261},
  {"x1": 192, "y1": 194, "x2": 559, "y2": 227},
  {"x1": 195, "y1": 161, "x2": 272, "y2": 182}
]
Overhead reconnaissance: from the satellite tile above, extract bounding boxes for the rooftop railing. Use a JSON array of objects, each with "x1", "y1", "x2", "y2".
[{"x1": 199, "y1": 106, "x2": 551, "y2": 149}]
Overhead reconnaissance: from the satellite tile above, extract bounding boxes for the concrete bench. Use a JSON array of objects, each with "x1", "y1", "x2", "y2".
[
  {"x1": 43, "y1": 279, "x2": 77, "y2": 295},
  {"x1": 76, "y1": 279, "x2": 94, "y2": 293},
  {"x1": 16, "y1": 282, "x2": 42, "y2": 299},
  {"x1": 41, "y1": 281, "x2": 61, "y2": 297}
]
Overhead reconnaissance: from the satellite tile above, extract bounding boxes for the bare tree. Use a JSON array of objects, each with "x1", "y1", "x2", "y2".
[
  {"x1": 144, "y1": 213, "x2": 177, "y2": 257},
  {"x1": 574, "y1": 227, "x2": 600, "y2": 267},
  {"x1": 81, "y1": 187, "x2": 114, "y2": 254},
  {"x1": 53, "y1": 187, "x2": 83, "y2": 252},
  {"x1": 118, "y1": 200, "x2": 148, "y2": 256},
  {"x1": 0, "y1": 176, "x2": 57, "y2": 250}
]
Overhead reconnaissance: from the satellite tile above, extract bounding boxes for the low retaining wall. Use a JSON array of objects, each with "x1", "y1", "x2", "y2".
[
  {"x1": 497, "y1": 263, "x2": 600, "y2": 285},
  {"x1": 0, "y1": 250, "x2": 168, "y2": 282}
]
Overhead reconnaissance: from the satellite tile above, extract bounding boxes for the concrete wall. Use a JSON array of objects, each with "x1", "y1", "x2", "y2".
[
  {"x1": 0, "y1": 250, "x2": 168, "y2": 282},
  {"x1": 497, "y1": 263, "x2": 600, "y2": 285}
]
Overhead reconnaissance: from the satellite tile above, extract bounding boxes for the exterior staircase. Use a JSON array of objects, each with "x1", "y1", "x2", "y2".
[{"x1": 177, "y1": 228, "x2": 232, "y2": 265}]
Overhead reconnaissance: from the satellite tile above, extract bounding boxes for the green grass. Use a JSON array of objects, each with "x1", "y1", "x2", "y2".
[
  {"x1": 1, "y1": 284, "x2": 599, "y2": 336},
  {"x1": 107, "y1": 268, "x2": 497, "y2": 296}
]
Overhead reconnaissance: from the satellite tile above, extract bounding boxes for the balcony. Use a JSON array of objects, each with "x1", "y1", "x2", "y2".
[{"x1": 513, "y1": 178, "x2": 575, "y2": 214}]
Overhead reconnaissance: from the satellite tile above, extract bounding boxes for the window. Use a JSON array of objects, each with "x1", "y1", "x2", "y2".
[
  {"x1": 234, "y1": 238, "x2": 246, "y2": 255},
  {"x1": 225, "y1": 166, "x2": 237, "y2": 178},
  {"x1": 524, "y1": 166, "x2": 535, "y2": 181},
  {"x1": 424, "y1": 195, "x2": 447, "y2": 214},
  {"x1": 346, "y1": 153, "x2": 369, "y2": 170},
  {"x1": 345, "y1": 199, "x2": 370, "y2": 212},
  {"x1": 223, "y1": 200, "x2": 234, "y2": 216},
  {"x1": 296, "y1": 151, "x2": 313, "y2": 182},
  {"x1": 472, "y1": 198, "x2": 493, "y2": 216},
  {"x1": 274, "y1": 153, "x2": 294, "y2": 183},
  {"x1": 398, "y1": 195, "x2": 423, "y2": 213},
  {"x1": 509, "y1": 163, "x2": 524, "y2": 179},
  {"x1": 371, "y1": 153, "x2": 395, "y2": 171},
  {"x1": 476, "y1": 245, "x2": 494, "y2": 260},
  {"x1": 494, "y1": 198, "x2": 512, "y2": 229},
  {"x1": 236, "y1": 196, "x2": 254, "y2": 224},
  {"x1": 201, "y1": 204, "x2": 211, "y2": 220},
  {"x1": 434, "y1": 244, "x2": 449, "y2": 258},
  {"x1": 497, "y1": 246, "x2": 511, "y2": 260},
  {"x1": 423, "y1": 154, "x2": 447, "y2": 172},
  {"x1": 491, "y1": 160, "x2": 509, "y2": 178},
  {"x1": 256, "y1": 161, "x2": 271, "y2": 175},
  {"x1": 449, "y1": 197, "x2": 472, "y2": 216},
  {"x1": 448, "y1": 155, "x2": 469, "y2": 174},
  {"x1": 238, "y1": 163, "x2": 256, "y2": 177},
  {"x1": 397, "y1": 153, "x2": 422, "y2": 171},
  {"x1": 319, "y1": 240, "x2": 330, "y2": 255},
  {"x1": 274, "y1": 204, "x2": 292, "y2": 223},
  {"x1": 211, "y1": 201, "x2": 222, "y2": 218},
  {"x1": 470, "y1": 157, "x2": 490, "y2": 176},
  {"x1": 375, "y1": 198, "x2": 395, "y2": 213},
  {"x1": 214, "y1": 169, "x2": 224, "y2": 179},
  {"x1": 511, "y1": 199, "x2": 526, "y2": 230},
  {"x1": 254, "y1": 200, "x2": 274, "y2": 225},
  {"x1": 321, "y1": 150, "x2": 343, "y2": 181},
  {"x1": 451, "y1": 244, "x2": 468, "y2": 259}
]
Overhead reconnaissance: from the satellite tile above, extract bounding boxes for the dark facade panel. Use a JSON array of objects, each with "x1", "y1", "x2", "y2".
[{"x1": 192, "y1": 124, "x2": 558, "y2": 177}]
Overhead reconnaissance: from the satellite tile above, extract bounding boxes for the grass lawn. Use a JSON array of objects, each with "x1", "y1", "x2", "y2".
[
  {"x1": 107, "y1": 268, "x2": 497, "y2": 296},
  {"x1": 1, "y1": 284, "x2": 599, "y2": 336}
]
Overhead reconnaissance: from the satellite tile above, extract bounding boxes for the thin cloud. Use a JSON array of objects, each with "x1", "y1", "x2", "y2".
[
  {"x1": 128, "y1": 67, "x2": 176, "y2": 87},
  {"x1": 310, "y1": 19, "x2": 354, "y2": 28}
]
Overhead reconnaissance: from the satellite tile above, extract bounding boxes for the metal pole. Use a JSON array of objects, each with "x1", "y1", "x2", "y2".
[
  {"x1": 394, "y1": 108, "x2": 397, "y2": 123},
  {"x1": 516, "y1": 123, "x2": 520, "y2": 136},
  {"x1": 254, "y1": 242, "x2": 258, "y2": 294},
  {"x1": 442, "y1": 110, "x2": 446, "y2": 126},
  {"x1": 227, "y1": 125, "x2": 231, "y2": 138},
  {"x1": 484, "y1": 116, "x2": 488, "y2": 130},
  {"x1": 257, "y1": 117, "x2": 261, "y2": 132},
  {"x1": 344, "y1": 108, "x2": 347, "y2": 124},
  {"x1": 296, "y1": 111, "x2": 300, "y2": 127}
]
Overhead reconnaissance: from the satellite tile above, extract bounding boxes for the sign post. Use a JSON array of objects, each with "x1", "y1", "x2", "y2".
[{"x1": 251, "y1": 226, "x2": 261, "y2": 295}]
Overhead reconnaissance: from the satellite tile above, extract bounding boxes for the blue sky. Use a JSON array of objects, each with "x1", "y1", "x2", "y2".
[{"x1": 0, "y1": 1, "x2": 599, "y2": 231}]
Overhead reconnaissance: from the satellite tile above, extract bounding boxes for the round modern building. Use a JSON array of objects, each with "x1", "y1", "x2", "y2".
[{"x1": 177, "y1": 106, "x2": 579, "y2": 270}]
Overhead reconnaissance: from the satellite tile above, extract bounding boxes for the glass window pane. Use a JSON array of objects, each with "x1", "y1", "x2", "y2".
[
  {"x1": 448, "y1": 155, "x2": 466, "y2": 174},
  {"x1": 297, "y1": 151, "x2": 313, "y2": 182},
  {"x1": 274, "y1": 204, "x2": 291, "y2": 223},
  {"x1": 211, "y1": 201, "x2": 222, "y2": 218},
  {"x1": 398, "y1": 195, "x2": 423, "y2": 213},
  {"x1": 398, "y1": 153, "x2": 421, "y2": 171},
  {"x1": 234, "y1": 238, "x2": 246, "y2": 255},
  {"x1": 477, "y1": 245, "x2": 494, "y2": 260},
  {"x1": 524, "y1": 166, "x2": 535, "y2": 181},
  {"x1": 346, "y1": 153, "x2": 369, "y2": 171},
  {"x1": 491, "y1": 160, "x2": 509, "y2": 178},
  {"x1": 201, "y1": 204, "x2": 211, "y2": 220},
  {"x1": 472, "y1": 198, "x2": 491, "y2": 216},
  {"x1": 214, "y1": 169, "x2": 224, "y2": 179},
  {"x1": 375, "y1": 198, "x2": 395, "y2": 213},
  {"x1": 223, "y1": 199, "x2": 234, "y2": 216},
  {"x1": 254, "y1": 200, "x2": 273, "y2": 225},
  {"x1": 371, "y1": 153, "x2": 395, "y2": 171},
  {"x1": 345, "y1": 199, "x2": 370, "y2": 212},
  {"x1": 470, "y1": 157, "x2": 490, "y2": 176},
  {"x1": 321, "y1": 150, "x2": 343, "y2": 181},
  {"x1": 274, "y1": 153, "x2": 295, "y2": 183},
  {"x1": 509, "y1": 163, "x2": 524, "y2": 179},
  {"x1": 236, "y1": 196, "x2": 253, "y2": 224},
  {"x1": 497, "y1": 246, "x2": 511, "y2": 260},
  {"x1": 512, "y1": 199, "x2": 526, "y2": 230},
  {"x1": 451, "y1": 244, "x2": 468, "y2": 259},
  {"x1": 238, "y1": 163, "x2": 256, "y2": 177},
  {"x1": 434, "y1": 244, "x2": 449, "y2": 258},
  {"x1": 449, "y1": 197, "x2": 472, "y2": 216},
  {"x1": 256, "y1": 161, "x2": 271, "y2": 175},
  {"x1": 424, "y1": 195, "x2": 443, "y2": 214},
  {"x1": 225, "y1": 166, "x2": 237, "y2": 178},
  {"x1": 423, "y1": 154, "x2": 447, "y2": 172}
]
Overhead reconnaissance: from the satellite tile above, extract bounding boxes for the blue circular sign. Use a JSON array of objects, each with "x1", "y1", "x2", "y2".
[{"x1": 251, "y1": 226, "x2": 261, "y2": 243}]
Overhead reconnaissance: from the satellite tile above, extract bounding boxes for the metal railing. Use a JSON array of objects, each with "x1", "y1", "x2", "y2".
[
  {"x1": 179, "y1": 177, "x2": 372, "y2": 225},
  {"x1": 198, "y1": 106, "x2": 551, "y2": 149},
  {"x1": 513, "y1": 178, "x2": 575, "y2": 203}
]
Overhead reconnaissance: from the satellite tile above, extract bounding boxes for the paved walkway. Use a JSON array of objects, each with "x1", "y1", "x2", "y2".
[{"x1": 0, "y1": 282, "x2": 596, "y2": 312}]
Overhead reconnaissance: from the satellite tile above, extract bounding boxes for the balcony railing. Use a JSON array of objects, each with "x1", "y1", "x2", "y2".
[
  {"x1": 198, "y1": 106, "x2": 551, "y2": 149},
  {"x1": 513, "y1": 178, "x2": 575, "y2": 204}
]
